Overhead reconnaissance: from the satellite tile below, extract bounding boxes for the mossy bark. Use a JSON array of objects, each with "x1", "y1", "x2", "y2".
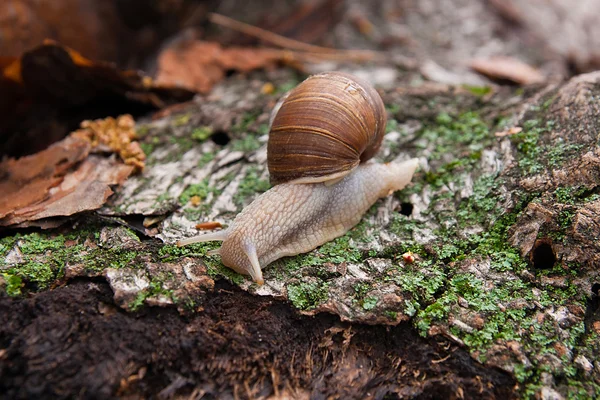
[{"x1": 2, "y1": 71, "x2": 599, "y2": 398}]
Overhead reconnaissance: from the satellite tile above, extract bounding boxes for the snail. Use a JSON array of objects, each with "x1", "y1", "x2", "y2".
[{"x1": 177, "y1": 72, "x2": 419, "y2": 285}]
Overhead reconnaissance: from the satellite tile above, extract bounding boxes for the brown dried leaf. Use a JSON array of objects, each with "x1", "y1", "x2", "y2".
[
  {"x1": 0, "y1": 116, "x2": 140, "y2": 228},
  {"x1": 195, "y1": 221, "x2": 223, "y2": 230},
  {"x1": 0, "y1": 135, "x2": 91, "y2": 219},
  {"x1": 494, "y1": 126, "x2": 523, "y2": 137},
  {"x1": 470, "y1": 56, "x2": 545, "y2": 85},
  {"x1": 155, "y1": 41, "x2": 286, "y2": 93},
  {"x1": 1, "y1": 156, "x2": 133, "y2": 227}
]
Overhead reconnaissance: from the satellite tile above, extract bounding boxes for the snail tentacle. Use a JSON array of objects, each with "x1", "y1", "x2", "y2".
[{"x1": 176, "y1": 229, "x2": 229, "y2": 247}]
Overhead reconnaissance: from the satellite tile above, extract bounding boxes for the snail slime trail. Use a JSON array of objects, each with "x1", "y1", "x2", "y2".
[{"x1": 177, "y1": 72, "x2": 419, "y2": 285}]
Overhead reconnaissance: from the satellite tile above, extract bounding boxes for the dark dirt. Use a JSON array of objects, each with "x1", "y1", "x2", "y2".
[{"x1": 0, "y1": 279, "x2": 516, "y2": 399}]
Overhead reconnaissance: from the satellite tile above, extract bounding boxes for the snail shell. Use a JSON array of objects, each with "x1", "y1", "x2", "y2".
[{"x1": 267, "y1": 71, "x2": 387, "y2": 185}]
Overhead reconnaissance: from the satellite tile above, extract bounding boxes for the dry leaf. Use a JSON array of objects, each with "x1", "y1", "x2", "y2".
[
  {"x1": 0, "y1": 115, "x2": 142, "y2": 228},
  {"x1": 155, "y1": 40, "x2": 283, "y2": 93},
  {"x1": 0, "y1": 135, "x2": 91, "y2": 219},
  {"x1": 1, "y1": 156, "x2": 133, "y2": 227},
  {"x1": 470, "y1": 56, "x2": 545, "y2": 85},
  {"x1": 494, "y1": 126, "x2": 523, "y2": 137},
  {"x1": 195, "y1": 221, "x2": 223, "y2": 230}
]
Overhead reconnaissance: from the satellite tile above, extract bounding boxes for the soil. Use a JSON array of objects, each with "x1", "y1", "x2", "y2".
[{"x1": 0, "y1": 279, "x2": 515, "y2": 399}]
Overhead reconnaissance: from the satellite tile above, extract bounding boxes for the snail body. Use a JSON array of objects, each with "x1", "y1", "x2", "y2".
[
  {"x1": 177, "y1": 72, "x2": 418, "y2": 285},
  {"x1": 177, "y1": 160, "x2": 418, "y2": 284}
]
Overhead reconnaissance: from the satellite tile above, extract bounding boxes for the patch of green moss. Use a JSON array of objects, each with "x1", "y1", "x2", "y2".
[
  {"x1": 553, "y1": 185, "x2": 599, "y2": 205},
  {"x1": 231, "y1": 111, "x2": 261, "y2": 134},
  {"x1": 130, "y1": 281, "x2": 176, "y2": 312},
  {"x1": 456, "y1": 173, "x2": 501, "y2": 228},
  {"x1": 179, "y1": 179, "x2": 214, "y2": 205},
  {"x1": 423, "y1": 152, "x2": 482, "y2": 191},
  {"x1": 191, "y1": 126, "x2": 213, "y2": 141},
  {"x1": 1, "y1": 229, "x2": 148, "y2": 293},
  {"x1": 287, "y1": 280, "x2": 330, "y2": 310},
  {"x1": 509, "y1": 119, "x2": 557, "y2": 175},
  {"x1": 139, "y1": 136, "x2": 160, "y2": 157},
  {"x1": 1, "y1": 273, "x2": 23, "y2": 296},
  {"x1": 136, "y1": 125, "x2": 150, "y2": 137},
  {"x1": 353, "y1": 281, "x2": 371, "y2": 299},
  {"x1": 420, "y1": 112, "x2": 491, "y2": 160},
  {"x1": 206, "y1": 263, "x2": 245, "y2": 286},
  {"x1": 276, "y1": 79, "x2": 300, "y2": 94},
  {"x1": 6, "y1": 262, "x2": 57, "y2": 290},
  {"x1": 233, "y1": 167, "x2": 271, "y2": 207},
  {"x1": 230, "y1": 134, "x2": 262, "y2": 152},
  {"x1": 547, "y1": 140, "x2": 584, "y2": 168},
  {"x1": 173, "y1": 113, "x2": 191, "y2": 127},
  {"x1": 18, "y1": 232, "x2": 66, "y2": 254},
  {"x1": 362, "y1": 296, "x2": 378, "y2": 310},
  {"x1": 159, "y1": 242, "x2": 246, "y2": 284},
  {"x1": 391, "y1": 262, "x2": 446, "y2": 306},
  {"x1": 198, "y1": 151, "x2": 216, "y2": 167},
  {"x1": 159, "y1": 242, "x2": 217, "y2": 262},
  {"x1": 168, "y1": 135, "x2": 196, "y2": 153},
  {"x1": 318, "y1": 235, "x2": 363, "y2": 264},
  {"x1": 462, "y1": 85, "x2": 492, "y2": 97}
]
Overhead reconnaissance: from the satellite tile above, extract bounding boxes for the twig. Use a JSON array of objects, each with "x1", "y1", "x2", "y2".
[{"x1": 209, "y1": 12, "x2": 385, "y2": 62}]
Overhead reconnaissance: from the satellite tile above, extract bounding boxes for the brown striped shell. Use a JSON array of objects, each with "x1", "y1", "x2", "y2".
[{"x1": 267, "y1": 71, "x2": 387, "y2": 185}]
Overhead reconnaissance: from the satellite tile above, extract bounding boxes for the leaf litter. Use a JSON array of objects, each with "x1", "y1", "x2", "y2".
[{"x1": 0, "y1": 115, "x2": 143, "y2": 228}]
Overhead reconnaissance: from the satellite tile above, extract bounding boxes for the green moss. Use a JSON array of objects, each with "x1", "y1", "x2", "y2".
[
  {"x1": 353, "y1": 282, "x2": 371, "y2": 299},
  {"x1": 422, "y1": 152, "x2": 482, "y2": 190},
  {"x1": 547, "y1": 140, "x2": 584, "y2": 168},
  {"x1": 456, "y1": 173, "x2": 501, "y2": 228},
  {"x1": 233, "y1": 167, "x2": 271, "y2": 207},
  {"x1": 173, "y1": 113, "x2": 191, "y2": 127},
  {"x1": 362, "y1": 296, "x2": 378, "y2": 310},
  {"x1": 385, "y1": 310, "x2": 399, "y2": 320},
  {"x1": 136, "y1": 125, "x2": 150, "y2": 137},
  {"x1": 319, "y1": 235, "x2": 363, "y2": 264},
  {"x1": 0, "y1": 229, "x2": 150, "y2": 293},
  {"x1": 10, "y1": 262, "x2": 57, "y2": 290},
  {"x1": 179, "y1": 179, "x2": 215, "y2": 205},
  {"x1": 391, "y1": 263, "x2": 446, "y2": 305},
  {"x1": 198, "y1": 151, "x2": 216, "y2": 167},
  {"x1": 287, "y1": 280, "x2": 330, "y2": 310},
  {"x1": 139, "y1": 140, "x2": 155, "y2": 157},
  {"x1": 462, "y1": 85, "x2": 492, "y2": 97},
  {"x1": 231, "y1": 111, "x2": 261, "y2": 134},
  {"x1": 206, "y1": 263, "x2": 245, "y2": 286},
  {"x1": 509, "y1": 120, "x2": 557, "y2": 175},
  {"x1": 276, "y1": 79, "x2": 300, "y2": 94},
  {"x1": 130, "y1": 281, "x2": 176, "y2": 311},
  {"x1": 191, "y1": 126, "x2": 213, "y2": 141},
  {"x1": 18, "y1": 232, "x2": 66, "y2": 254},
  {"x1": 230, "y1": 135, "x2": 262, "y2": 152},
  {"x1": 420, "y1": 112, "x2": 491, "y2": 160},
  {"x1": 168, "y1": 135, "x2": 196, "y2": 153},
  {"x1": 2, "y1": 273, "x2": 23, "y2": 296},
  {"x1": 159, "y1": 242, "x2": 217, "y2": 262},
  {"x1": 159, "y1": 242, "x2": 246, "y2": 284}
]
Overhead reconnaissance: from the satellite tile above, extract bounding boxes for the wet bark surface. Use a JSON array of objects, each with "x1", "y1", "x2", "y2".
[{"x1": 0, "y1": 280, "x2": 515, "y2": 399}]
